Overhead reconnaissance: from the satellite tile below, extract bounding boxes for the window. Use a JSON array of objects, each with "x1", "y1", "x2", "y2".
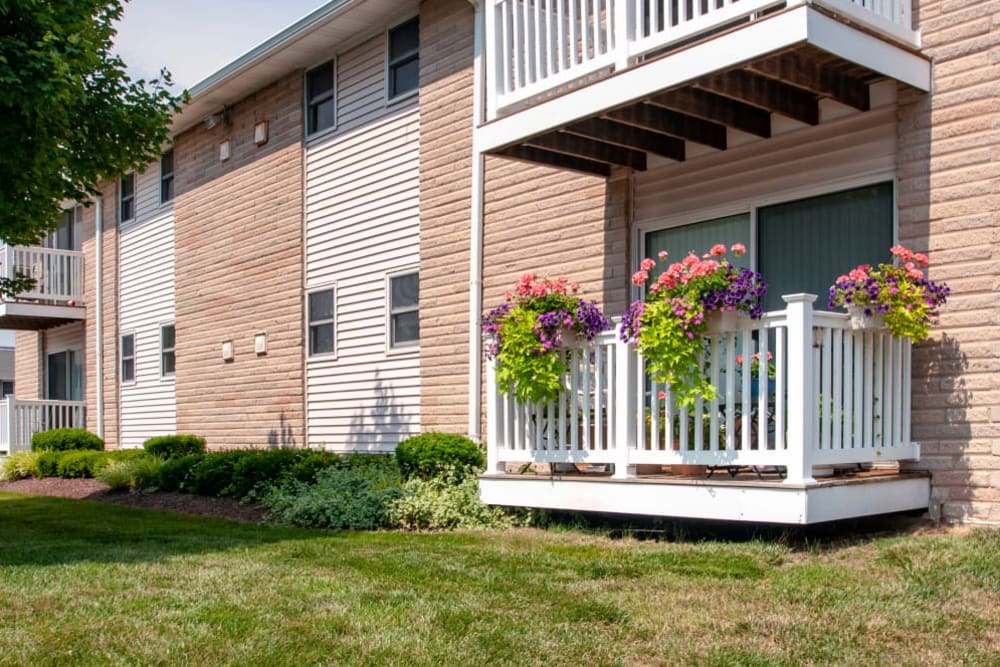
[
  {"x1": 308, "y1": 288, "x2": 336, "y2": 356},
  {"x1": 643, "y1": 182, "x2": 894, "y2": 311},
  {"x1": 46, "y1": 206, "x2": 82, "y2": 251},
  {"x1": 120, "y1": 173, "x2": 135, "y2": 221},
  {"x1": 388, "y1": 271, "x2": 419, "y2": 349},
  {"x1": 306, "y1": 61, "x2": 335, "y2": 135},
  {"x1": 160, "y1": 324, "x2": 175, "y2": 377},
  {"x1": 120, "y1": 334, "x2": 135, "y2": 384},
  {"x1": 387, "y1": 18, "x2": 419, "y2": 100},
  {"x1": 1, "y1": 381, "x2": 12, "y2": 398},
  {"x1": 47, "y1": 350, "x2": 83, "y2": 400},
  {"x1": 160, "y1": 149, "x2": 174, "y2": 204}
]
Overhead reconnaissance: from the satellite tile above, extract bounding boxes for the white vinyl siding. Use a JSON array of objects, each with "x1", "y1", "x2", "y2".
[
  {"x1": 119, "y1": 161, "x2": 177, "y2": 448},
  {"x1": 305, "y1": 35, "x2": 420, "y2": 451}
]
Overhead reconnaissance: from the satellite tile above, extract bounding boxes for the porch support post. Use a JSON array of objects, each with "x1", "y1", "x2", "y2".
[
  {"x1": 783, "y1": 293, "x2": 816, "y2": 485},
  {"x1": 612, "y1": 333, "x2": 635, "y2": 479},
  {"x1": 2, "y1": 399, "x2": 13, "y2": 454},
  {"x1": 613, "y1": 0, "x2": 632, "y2": 71},
  {"x1": 485, "y1": 357, "x2": 505, "y2": 474}
]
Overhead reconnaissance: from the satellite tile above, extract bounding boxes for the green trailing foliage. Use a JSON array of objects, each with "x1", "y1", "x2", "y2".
[
  {"x1": 0, "y1": 0, "x2": 185, "y2": 297},
  {"x1": 143, "y1": 435, "x2": 206, "y2": 459},
  {"x1": 395, "y1": 433, "x2": 484, "y2": 481},
  {"x1": 31, "y1": 428, "x2": 104, "y2": 452}
]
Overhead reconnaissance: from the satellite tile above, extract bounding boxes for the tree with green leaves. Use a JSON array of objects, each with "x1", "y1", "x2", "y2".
[{"x1": 0, "y1": 0, "x2": 185, "y2": 295}]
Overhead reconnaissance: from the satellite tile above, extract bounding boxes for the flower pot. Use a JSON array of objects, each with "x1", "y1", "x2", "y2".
[
  {"x1": 705, "y1": 310, "x2": 743, "y2": 334},
  {"x1": 846, "y1": 305, "x2": 885, "y2": 331}
]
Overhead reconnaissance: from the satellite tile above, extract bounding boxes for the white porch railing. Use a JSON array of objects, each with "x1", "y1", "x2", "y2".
[
  {"x1": 0, "y1": 399, "x2": 87, "y2": 454},
  {"x1": 486, "y1": 294, "x2": 917, "y2": 484},
  {"x1": 486, "y1": 0, "x2": 919, "y2": 116},
  {"x1": 0, "y1": 244, "x2": 85, "y2": 305}
]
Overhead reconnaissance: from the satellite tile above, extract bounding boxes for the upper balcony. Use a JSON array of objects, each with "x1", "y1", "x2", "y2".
[
  {"x1": 479, "y1": 0, "x2": 930, "y2": 174},
  {"x1": 0, "y1": 245, "x2": 86, "y2": 330}
]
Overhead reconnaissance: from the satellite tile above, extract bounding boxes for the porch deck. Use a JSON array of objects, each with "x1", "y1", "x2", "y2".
[{"x1": 481, "y1": 468, "x2": 930, "y2": 524}]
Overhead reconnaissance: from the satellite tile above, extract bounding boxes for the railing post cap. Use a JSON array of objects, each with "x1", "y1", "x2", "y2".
[{"x1": 782, "y1": 293, "x2": 818, "y2": 304}]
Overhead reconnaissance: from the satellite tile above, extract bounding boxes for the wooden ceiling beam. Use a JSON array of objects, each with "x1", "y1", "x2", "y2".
[
  {"x1": 648, "y1": 88, "x2": 771, "y2": 138},
  {"x1": 564, "y1": 118, "x2": 685, "y2": 162},
  {"x1": 695, "y1": 70, "x2": 820, "y2": 126},
  {"x1": 501, "y1": 145, "x2": 612, "y2": 178},
  {"x1": 745, "y1": 53, "x2": 870, "y2": 111},
  {"x1": 526, "y1": 132, "x2": 648, "y2": 171},
  {"x1": 605, "y1": 103, "x2": 727, "y2": 151}
]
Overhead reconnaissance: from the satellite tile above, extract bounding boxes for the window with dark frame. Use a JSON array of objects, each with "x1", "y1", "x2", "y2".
[
  {"x1": 120, "y1": 173, "x2": 135, "y2": 221},
  {"x1": 387, "y1": 18, "x2": 419, "y2": 100},
  {"x1": 121, "y1": 333, "x2": 135, "y2": 384},
  {"x1": 160, "y1": 149, "x2": 174, "y2": 203},
  {"x1": 160, "y1": 324, "x2": 175, "y2": 377},
  {"x1": 306, "y1": 61, "x2": 335, "y2": 135},
  {"x1": 389, "y1": 271, "x2": 419, "y2": 348},
  {"x1": 308, "y1": 289, "x2": 335, "y2": 356}
]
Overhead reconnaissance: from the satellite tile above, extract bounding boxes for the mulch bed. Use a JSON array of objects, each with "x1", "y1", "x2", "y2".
[{"x1": 0, "y1": 477, "x2": 266, "y2": 523}]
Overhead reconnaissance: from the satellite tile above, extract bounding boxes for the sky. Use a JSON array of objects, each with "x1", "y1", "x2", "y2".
[{"x1": 1, "y1": 1, "x2": 330, "y2": 349}]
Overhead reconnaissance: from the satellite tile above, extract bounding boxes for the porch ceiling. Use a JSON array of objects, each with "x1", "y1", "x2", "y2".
[
  {"x1": 495, "y1": 45, "x2": 887, "y2": 178},
  {"x1": 480, "y1": 4, "x2": 931, "y2": 178}
]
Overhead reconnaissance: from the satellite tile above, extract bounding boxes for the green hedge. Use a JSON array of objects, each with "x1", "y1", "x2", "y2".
[
  {"x1": 143, "y1": 435, "x2": 206, "y2": 459},
  {"x1": 31, "y1": 428, "x2": 104, "y2": 452},
  {"x1": 56, "y1": 451, "x2": 109, "y2": 478},
  {"x1": 395, "y1": 433, "x2": 484, "y2": 480}
]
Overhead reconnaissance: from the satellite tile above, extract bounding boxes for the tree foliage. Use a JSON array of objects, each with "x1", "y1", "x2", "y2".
[{"x1": 0, "y1": 0, "x2": 185, "y2": 251}]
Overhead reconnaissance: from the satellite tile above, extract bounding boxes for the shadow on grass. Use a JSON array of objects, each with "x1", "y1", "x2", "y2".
[{"x1": 0, "y1": 493, "x2": 329, "y2": 567}]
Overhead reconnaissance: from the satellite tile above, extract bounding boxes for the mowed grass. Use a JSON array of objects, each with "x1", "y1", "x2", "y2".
[{"x1": 0, "y1": 494, "x2": 996, "y2": 666}]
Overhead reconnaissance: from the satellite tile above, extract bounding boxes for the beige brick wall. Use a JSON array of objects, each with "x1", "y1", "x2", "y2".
[
  {"x1": 85, "y1": 183, "x2": 120, "y2": 448},
  {"x1": 14, "y1": 331, "x2": 40, "y2": 398},
  {"x1": 897, "y1": 0, "x2": 1000, "y2": 523},
  {"x1": 173, "y1": 73, "x2": 305, "y2": 449},
  {"x1": 418, "y1": 0, "x2": 475, "y2": 435}
]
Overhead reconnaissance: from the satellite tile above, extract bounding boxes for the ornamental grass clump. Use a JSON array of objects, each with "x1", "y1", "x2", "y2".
[
  {"x1": 828, "y1": 245, "x2": 949, "y2": 342},
  {"x1": 620, "y1": 243, "x2": 766, "y2": 407},
  {"x1": 483, "y1": 273, "x2": 611, "y2": 402}
]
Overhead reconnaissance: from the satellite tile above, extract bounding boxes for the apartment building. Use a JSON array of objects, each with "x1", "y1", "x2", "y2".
[{"x1": 1, "y1": 0, "x2": 996, "y2": 524}]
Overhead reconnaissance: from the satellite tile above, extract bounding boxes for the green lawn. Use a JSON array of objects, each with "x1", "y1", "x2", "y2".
[{"x1": 0, "y1": 494, "x2": 996, "y2": 666}]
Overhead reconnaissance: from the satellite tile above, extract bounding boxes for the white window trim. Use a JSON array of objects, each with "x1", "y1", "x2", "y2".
[
  {"x1": 306, "y1": 283, "x2": 337, "y2": 360},
  {"x1": 159, "y1": 322, "x2": 176, "y2": 380},
  {"x1": 631, "y1": 171, "x2": 897, "y2": 303},
  {"x1": 159, "y1": 149, "x2": 174, "y2": 207},
  {"x1": 120, "y1": 331, "x2": 137, "y2": 386},
  {"x1": 385, "y1": 267, "x2": 419, "y2": 356},
  {"x1": 304, "y1": 58, "x2": 337, "y2": 139},
  {"x1": 384, "y1": 16, "x2": 419, "y2": 107},
  {"x1": 119, "y1": 172, "x2": 136, "y2": 223}
]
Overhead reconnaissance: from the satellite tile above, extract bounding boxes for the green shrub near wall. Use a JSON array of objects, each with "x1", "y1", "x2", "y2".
[
  {"x1": 156, "y1": 454, "x2": 206, "y2": 492},
  {"x1": 395, "y1": 434, "x2": 485, "y2": 480},
  {"x1": 143, "y1": 435, "x2": 206, "y2": 459},
  {"x1": 55, "y1": 451, "x2": 109, "y2": 478},
  {"x1": 31, "y1": 428, "x2": 104, "y2": 452}
]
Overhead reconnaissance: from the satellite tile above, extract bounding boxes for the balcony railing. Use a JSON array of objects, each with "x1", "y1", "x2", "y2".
[
  {"x1": 0, "y1": 398, "x2": 87, "y2": 454},
  {"x1": 1, "y1": 245, "x2": 84, "y2": 305},
  {"x1": 486, "y1": 0, "x2": 918, "y2": 117},
  {"x1": 486, "y1": 294, "x2": 917, "y2": 484}
]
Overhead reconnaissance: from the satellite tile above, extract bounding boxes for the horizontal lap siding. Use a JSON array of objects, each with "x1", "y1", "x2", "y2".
[
  {"x1": 305, "y1": 36, "x2": 421, "y2": 451},
  {"x1": 14, "y1": 332, "x2": 39, "y2": 398},
  {"x1": 898, "y1": 0, "x2": 1000, "y2": 524},
  {"x1": 173, "y1": 73, "x2": 305, "y2": 450},
  {"x1": 118, "y1": 165, "x2": 176, "y2": 448}
]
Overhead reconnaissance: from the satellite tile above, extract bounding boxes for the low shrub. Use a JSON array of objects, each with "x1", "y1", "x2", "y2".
[
  {"x1": 56, "y1": 451, "x2": 108, "y2": 478},
  {"x1": 31, "y1": 428, "x2": 104, "y2": 453},
  {"x1": 289, "y1": 451, "x2": 340, "y2": 484},
  {"x1": 0, "y1": 451, "x2": 40, "y2": 480},
  {"x1": 107, "y1": 449, "x2": 150, "y2": 463},
  {"x1": 387, "y1": 469, "x2": 513, "y2": 530},
  {"x1": 156, "y1": 453, "x2": 205, "y2": 492},
  {"x1": 130, "y1": 456, "x2": 163, "y2": 490},
  {"x1": 97, "y1": 461, "x2": 134, "y2": 492},
  {"x1": 143, "y1": 435, "x2": 206, "y2": 459},
  {"x1": 187, "y1": 450, "x2": 248, "y2": 496},
  {"x1": 395, "y1": 433, "x2": 484, "y2": 481},
  {"x1": 263, "y1": 458, "x2": 403, "y2": 530},
  {"x1": 229, "y1": 448, "x2": 303, "y2": 499},
  {"x1": 36, "y1": 451, "x2": 66, "y2": 478}
]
